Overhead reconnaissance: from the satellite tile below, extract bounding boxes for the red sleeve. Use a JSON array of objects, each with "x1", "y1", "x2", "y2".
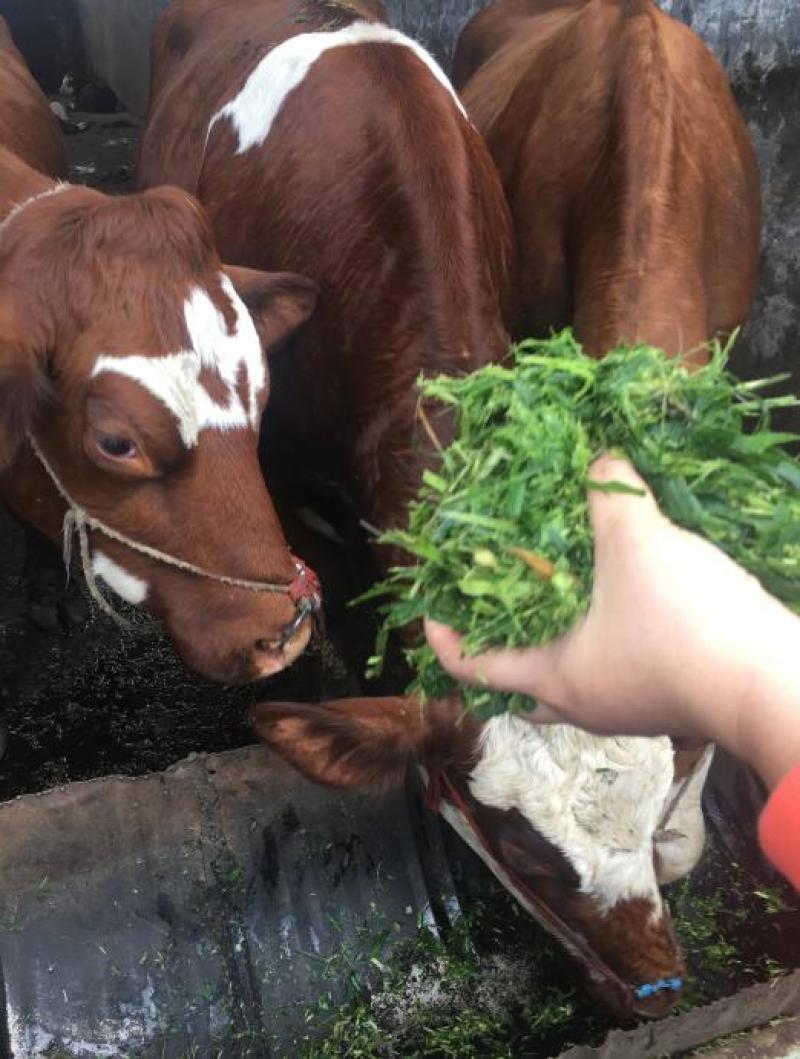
[{"x1": 758, "y1": 764, "x2": 800, "y2": 890}]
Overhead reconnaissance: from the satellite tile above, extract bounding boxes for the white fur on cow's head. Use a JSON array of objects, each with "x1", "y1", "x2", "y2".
[
  {"x1": 91, "y1": 273, "x2": 265, "y2": 447},
  {"x1": 469, "y1": 716, "x2": 677, "y2": 916},
  {"x1": 91, "y1": 551, "x2": 149, "y2": 605}
]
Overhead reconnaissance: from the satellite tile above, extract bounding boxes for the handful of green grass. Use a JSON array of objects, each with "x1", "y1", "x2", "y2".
[{"x1": 365, "y1": 332, "x2": 800, "y2": 715}]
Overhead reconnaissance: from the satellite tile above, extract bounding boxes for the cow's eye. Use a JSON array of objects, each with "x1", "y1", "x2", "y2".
[{"x1": 98, "y1": 435, "x2": 138, "y2": 460}]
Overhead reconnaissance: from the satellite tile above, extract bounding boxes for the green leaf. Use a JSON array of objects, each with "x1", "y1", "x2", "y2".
[
  {"x1": 355, "y1": 330, "x2": 800, "y2": 716},
  {"x1": 585, "y1": 478, "x2": 647, "y2": 497},
  {"x1": 730, "y1": 431, "x2": 800, "y2": 456}
]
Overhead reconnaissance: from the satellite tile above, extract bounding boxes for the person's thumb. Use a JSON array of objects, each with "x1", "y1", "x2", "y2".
[
  {"x1": 424, "y1": 618, "x2": 565, "y2": 710},
  {"x1": 587, "y1": 453, "x2": 661, "y2": 546}
]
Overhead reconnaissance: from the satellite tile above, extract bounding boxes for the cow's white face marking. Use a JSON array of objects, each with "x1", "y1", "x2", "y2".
[
  {"x1": 209, "y1": 21, "x2": 466, "y2": 156},
  {"x1": 91, "y1": 274, "x2": 265, "y2": 447},
  {"x1": 92, "y1": 551, "x2": 149, "y2": 605},
  {"x1": 469, "y1": 716, "x2": 676, "y2": 915}
]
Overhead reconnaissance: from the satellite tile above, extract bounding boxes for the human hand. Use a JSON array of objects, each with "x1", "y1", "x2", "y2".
[{"x1": 425, "y1": 454, "x2": 800, "y2": 787}]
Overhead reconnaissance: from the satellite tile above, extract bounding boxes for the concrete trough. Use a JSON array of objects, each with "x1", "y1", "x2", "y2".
[
  {"x1": 0, "y1": 748, "x2": 798, "y2": 1057},
  {"x1": 0, "y1": 748, "x2": 460, "y2": 1057}
]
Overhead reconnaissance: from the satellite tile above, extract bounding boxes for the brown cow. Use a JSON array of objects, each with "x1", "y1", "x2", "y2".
[
  {"x1": 137, "y1": 0, "x2": 514, "y2": 554},
  {"x1": 0, "y1": 17, "x2": 66, "y2": 179},
  {"x1": 453, "y1": 0, "x2": 760, "y2": 360},
  {"x1": 0, "y1": 21, "x2": 320, "y2": 684},
  {"x1": 253, "y1": 693, "x2": 715, "y2": 1018}
]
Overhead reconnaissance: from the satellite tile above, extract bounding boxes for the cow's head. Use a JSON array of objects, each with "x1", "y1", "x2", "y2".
[
  {"x1": 252, "y1": 695, "x2": 714, "y2": 1018},
  {"x1": 0, "y1": 182, "x2": 319, "y2": 683}
]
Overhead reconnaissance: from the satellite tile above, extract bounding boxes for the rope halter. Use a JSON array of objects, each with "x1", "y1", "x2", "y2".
[{"x1": 27, "y1": 433, "x2": 322, "y2": 631}]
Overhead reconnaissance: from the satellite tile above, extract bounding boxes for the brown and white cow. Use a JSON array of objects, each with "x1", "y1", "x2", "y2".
[
  {"x1": 253, "y1": 694, "x2": 715, "y2": 1018},
  {"x1": 137, "y1": 0, "x2": 515, "y2": 554},
  {"x1": 453, "y1": 0, "x2": 760, "y2": 360},
  {"x1": 0, "y1": 20, "x2": 320, "y2": 684}
]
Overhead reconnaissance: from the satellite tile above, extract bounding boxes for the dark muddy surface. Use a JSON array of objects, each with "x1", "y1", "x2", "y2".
[
  {"x1": 0, "y1": 500, "x2": 346, "y2": 802},
  {"x1": 61, "y1": 110, "x2": 139, "y2": 192}
]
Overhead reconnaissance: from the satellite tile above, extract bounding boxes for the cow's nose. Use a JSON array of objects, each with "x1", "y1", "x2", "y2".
[
  {"x1": 633, "y1": 982, "x2": 682, "y2": 1019},
  {"x1": 253, "y1": 614, "x2": 312, "y2": 676}
]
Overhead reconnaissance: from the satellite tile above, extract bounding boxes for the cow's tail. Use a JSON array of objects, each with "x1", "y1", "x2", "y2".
[{"x1": 613, "y1": 0, "x2": 673, "y2": 285}]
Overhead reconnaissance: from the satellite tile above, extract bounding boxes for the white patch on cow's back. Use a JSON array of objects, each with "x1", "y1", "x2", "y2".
[
  {"x1": 469, "y1": 717, "x2": 675, "y2": 915},
  {"x1": 92, "y1": 274, "x2": 265, "y2": 447},
  {"x1": 92, "y1": 551, "x2": 148, "y2": 605},
  {"x1": 209, "y1": 21, "x2": 466, "y2": 156},
  {"x1": 655, "y1": 745, "x2": 715, "y2": 885}
]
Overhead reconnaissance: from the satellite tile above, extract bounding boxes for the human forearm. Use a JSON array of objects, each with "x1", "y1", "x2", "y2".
[{"x1": 722, "y1": 599, "x2": 800, "y2": 789}]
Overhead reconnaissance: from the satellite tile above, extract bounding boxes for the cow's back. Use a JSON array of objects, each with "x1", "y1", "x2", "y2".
[
  {"x1": 457, "y1": 0, "x2": 760, "y2": 358},
  {"x1": 0, "y1": 16, "x2": 66, "y2": 179},
  {"x1": 139, "y1": 0, "x2": 514, "y2": 535},
  {"x1": 138, "y1": 0, "x2": 388, "y2": 191},
  {"x1": 452, "y1": 0, "x2": 573, "y2": 89}
]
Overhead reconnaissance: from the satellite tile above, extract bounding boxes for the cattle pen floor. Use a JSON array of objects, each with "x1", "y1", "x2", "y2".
[{"x1": 0, "y1": 113, "x2": 798, "y2": 1059}]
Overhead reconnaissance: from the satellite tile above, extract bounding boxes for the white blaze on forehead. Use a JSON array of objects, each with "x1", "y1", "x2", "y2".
[
  {"x1": 209, "y1": 21, "x2": 466, "y2": 156},
  {"x1": 92, "y1": 551, "x2": 148, "y2": 605},
  {"x1": 469, "y1": 716, "x2": 676, "y2": 915},
  {"x1": 91, "y1": 274, "x2": 265, "y2": 447}
]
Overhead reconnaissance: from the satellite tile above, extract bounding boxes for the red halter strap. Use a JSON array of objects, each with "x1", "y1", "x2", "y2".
[
  {"x1": 287, "y1": 554, "x2": 322, "y2": 607},
  {"x1": 426, "y1": 766, "x2": 637, "y2": 1016}
]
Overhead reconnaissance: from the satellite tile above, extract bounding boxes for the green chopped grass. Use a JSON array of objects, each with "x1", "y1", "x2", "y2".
[
  {"x1": 296, "y1": 901, "x2": 583, "y2": 1058},
  {"x1": 294, "y1": 837, "x2": 798, "y2": 1056},
  {"x1": 364, "y1": 332, "x2": 800, "y2": 715}
]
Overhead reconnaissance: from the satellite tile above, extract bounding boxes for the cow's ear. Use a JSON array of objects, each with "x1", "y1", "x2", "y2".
[
  {"x1": 0, "y1": 295, "x2": 50, "y2": 470},
  {"x1": 224, "y1": 265, "x2": 318, "y2": 355},
  {"x1": 250, "y1": 696, "x2": 431, "y2": 790}
]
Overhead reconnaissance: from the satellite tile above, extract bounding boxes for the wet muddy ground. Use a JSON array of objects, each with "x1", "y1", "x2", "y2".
[
  {"x1": 0, "y1": 113, "x2": 798, "y2": 1057},
  {"x1": 61, "y1": 110, "x2": 139, "y2": 192}
]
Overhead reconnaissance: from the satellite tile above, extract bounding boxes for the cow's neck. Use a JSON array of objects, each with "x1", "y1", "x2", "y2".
[
  {"x1": 0, "y1": 147, "x2": 57, "y2": 228},
  {"x1": 0, "y1": 150, "x2": 70, "y2": 545}
]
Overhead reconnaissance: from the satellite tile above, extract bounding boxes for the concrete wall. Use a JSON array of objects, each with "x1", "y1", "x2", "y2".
[
  {"x1": 0, "y1": 0, "x2": 87, "y2": 93},
  {"x1": 385, "y1": 0, "x2": 485, "y2": 66},
  {"x1": 661, "y1": 0, "x2": 800, "y2": 428},
  {"x1": 71, "y1": 0, "x2": 169, "y2": 116}
]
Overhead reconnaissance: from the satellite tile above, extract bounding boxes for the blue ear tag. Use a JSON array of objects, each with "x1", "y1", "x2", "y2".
[{"x1": 634, "y1": 976, "x2": 683, "y2": 1000}]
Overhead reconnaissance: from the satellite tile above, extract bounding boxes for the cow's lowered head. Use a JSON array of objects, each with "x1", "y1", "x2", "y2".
[
  {"x1": 0, "y1": 181, "x2": 318, "y2": 683},
  {"x1": 252, "y1": 694, "x2": 714, "y2": 1018}
]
